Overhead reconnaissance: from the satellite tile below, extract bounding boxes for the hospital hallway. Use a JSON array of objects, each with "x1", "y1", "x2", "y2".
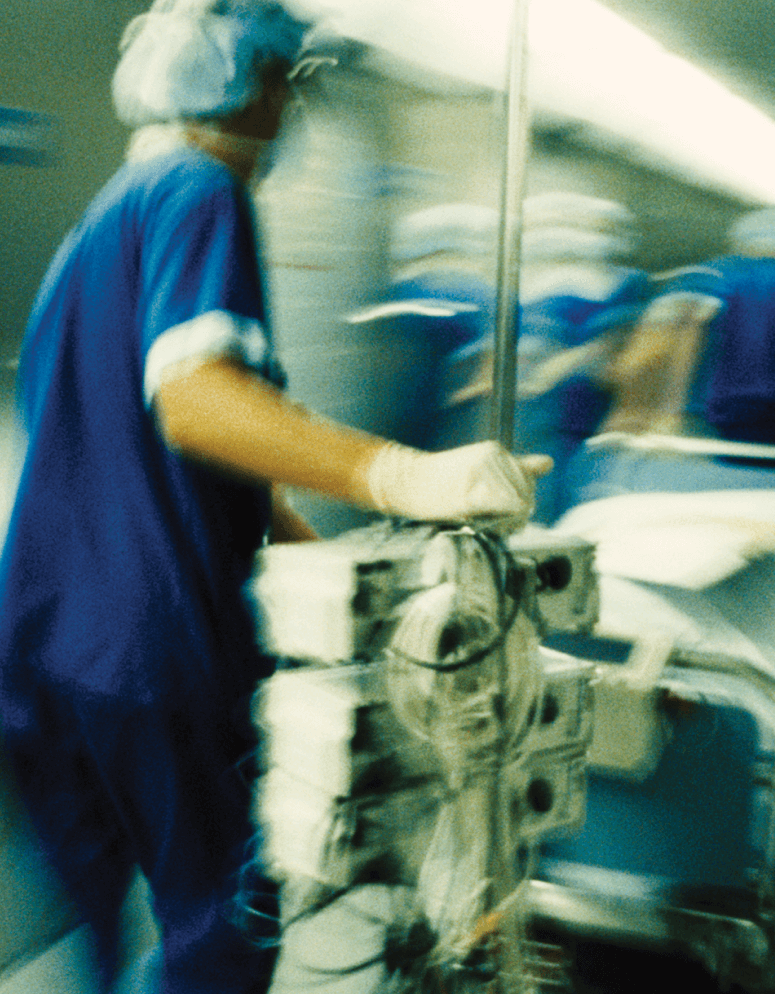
[{"x1": 4, "y1": 0, "x2": 775, "y2": 991}]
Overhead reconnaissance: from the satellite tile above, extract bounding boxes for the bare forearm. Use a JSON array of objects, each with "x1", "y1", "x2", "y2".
[
  {"x1": 271, "y1": 488, "x2": 319, "y2": 543},
  {"x1": 154, "y1": 356, "x2": 553, "y2": 525},
  {"x1": 610, "y1": 293, "x2": 720, "y2": 385},
  {"x1": 154, "y1": 357, "x2": 385, "y2": 507}
]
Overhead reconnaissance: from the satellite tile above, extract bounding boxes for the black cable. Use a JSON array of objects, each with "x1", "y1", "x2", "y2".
[
  {"x1": 231, "y1": 835, "x2": 282, "y2": 948},
  {"x1": 280, "y1": 880, "x2": 411, "y2": 933},
  {"x1": 296, "y1": 954, "x2": 388, "y2": 980},
  {"x1": 279, "y1": 885, "x2": 355, "y2": 932},
  {"x1": 388, "y1": 527, "x2": 524, "y2": 673}
]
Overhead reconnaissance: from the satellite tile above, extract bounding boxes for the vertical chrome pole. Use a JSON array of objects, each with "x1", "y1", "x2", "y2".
[
  {"x1": 491, "y1": 0, "x2": 531, "y2": 449},
  {"x1": 489, "y1": 7, "x2": 533, "y2": 991}
]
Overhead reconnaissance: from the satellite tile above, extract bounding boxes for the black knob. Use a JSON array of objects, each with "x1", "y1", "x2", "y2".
[{"x1": 536, "y1": 556, "x2": 572, "y2": 592}]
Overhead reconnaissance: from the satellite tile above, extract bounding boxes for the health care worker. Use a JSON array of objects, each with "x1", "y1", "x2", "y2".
[
  {"x1": 562, "y1": 207, "x2": 775, "y2": 507},
  {"x1": 0, "y1": 2, "x2": 552, "y2": 992}
]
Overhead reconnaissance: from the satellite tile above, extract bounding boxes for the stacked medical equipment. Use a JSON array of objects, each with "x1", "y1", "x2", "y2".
[{"x1": 247, "y1": 522, "x2": 598, "y2": 992}]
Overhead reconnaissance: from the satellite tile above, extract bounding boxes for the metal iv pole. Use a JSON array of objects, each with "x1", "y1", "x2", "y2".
[
  {"x1": 487, "y1": 4, "x2": 533, "y2": 990},
  {"x1": 491, "y1": 0, "x2": 531, "y2": 449}
]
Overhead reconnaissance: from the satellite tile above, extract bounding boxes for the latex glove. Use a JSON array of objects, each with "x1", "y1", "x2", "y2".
[{"x1": 366, "y1": 440, "x2": 553, "y2": 526}]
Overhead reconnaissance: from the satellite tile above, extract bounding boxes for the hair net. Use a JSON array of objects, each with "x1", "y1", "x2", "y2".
[
  {"x1": 390, "y1": 204, "x2": 498, "y2": 262},
  {"x1": 520, "y1": 227, "x2": 632, "y2": 263},
  {"x1": 728, "y1": 207, "x2": 775, "y2": 255},
  {"x1": 521, "y1": 192, "x2": 636, "y2": 263},
  {"x1": 112, "y1": 0, "x2": 311, "y2": 126},
  {"x1": 521, "y1": 192, "x2": 633, "y2": 231}
]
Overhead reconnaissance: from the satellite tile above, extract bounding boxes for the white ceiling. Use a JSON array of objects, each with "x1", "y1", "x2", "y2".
[
  {"x1": 303, "y1": 0, "x2": 775, "y2": 118},
  {"x1": 302, "y1": 0, "x2": 775, "y2": 202},
  {"x1": 600, "y1": 0, "x2": 775, "y2": 119}
]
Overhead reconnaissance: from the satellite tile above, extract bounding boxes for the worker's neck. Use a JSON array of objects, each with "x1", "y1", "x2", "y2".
[{"x1": 184, "y1": 125, "x2": 258, "y2": 183}]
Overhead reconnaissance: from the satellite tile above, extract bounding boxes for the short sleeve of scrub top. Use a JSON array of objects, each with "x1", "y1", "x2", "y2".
[{"x1": 140, "y1": 155, "x2": 277, "y2": 405}]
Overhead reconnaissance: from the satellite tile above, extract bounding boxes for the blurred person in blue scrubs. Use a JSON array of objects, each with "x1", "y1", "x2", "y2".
[
  {"x1": 565, "y1": 206, "x2": 775, "y2": 506},
  {"x1": 515, "y1": 193, "x2": 649, "y2": 521},
  {"x1": 603, "y1": 206, "x2": 775, "y2": 443},
  {"x1": 0, "y1": 3, "x2": 552, "y2": 992},
  {"x1": 370, "y1": 202, "x2": 498, "y2": 451},
  {"x1": 445, "y1": 192, "x2": 649, "y2": 523}
]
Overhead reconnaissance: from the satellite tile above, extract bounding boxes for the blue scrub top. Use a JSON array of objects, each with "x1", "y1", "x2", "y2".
[
  {"x1": 0, "y1": 147, "x2": 281, "y2": 715},
  {"x1": 515, "y1": 269, "x2": 651, "y2": 521},
  {"x1": 662, "y1": 256, "x2": 775, "y2": 443}
]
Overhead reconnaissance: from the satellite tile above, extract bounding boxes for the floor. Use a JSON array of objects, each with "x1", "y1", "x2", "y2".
[
  {"x1": 0, "y1": 928, "x2": 161, "y2": 994},
  {"x1": 0, "y1": 929, "x2": 99, "y2": 994}
]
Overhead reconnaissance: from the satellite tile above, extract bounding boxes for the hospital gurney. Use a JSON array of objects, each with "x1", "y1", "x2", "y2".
[{"x1": 530, "y1": 433, "x2": 775, "y2": 992}]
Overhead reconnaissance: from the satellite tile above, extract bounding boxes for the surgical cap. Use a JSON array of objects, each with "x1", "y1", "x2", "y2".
[
  {"x1": 112, "y1": 0, "x2": 311, "y2": 126},
  {"x1": 521, "y1": 192, "x2": 637, "y2": 263},
  {"x1": 521, "y1": 192, "x2": 634, "y2": 232},
  {"x1": 728, "y1": 208, "x2": 775, "y2": 255},
  {"x1": 391, "y1": 204, "x2": 499, "y2": 262}
]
